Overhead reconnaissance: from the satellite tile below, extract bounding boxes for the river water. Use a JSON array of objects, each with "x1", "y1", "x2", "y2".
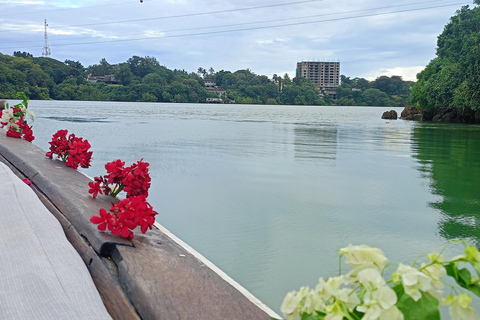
[{"x1": 24, "y1": 100, "x2": 480, "y2": 314}]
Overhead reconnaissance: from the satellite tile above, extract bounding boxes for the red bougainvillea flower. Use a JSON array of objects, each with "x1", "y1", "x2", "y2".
[
  {"x1": 46, "y1": 130, "x2": 92, "y2": 169},
  {"x1": 90, "y1": 208, "x2": 114, "y2": 231},
  {"x1": 20, "y1": 122, "x2": 35, "y2": 142},
  {"x1": 90, "y1": 159, "x2": 151, "y2": 198},
  {"x1": 88, "y1": 181, "x2": 103, "y2": 198},
  {"x1": 105, "y1": 159, "x2": 126, "y2": 184},
  {"x1": 90, "y1": 196, "x2": 158, "y2": 240},
  {"x1": 122, "y1": 159, "x2": 151, "y2": 197},
  {"x1": 22, "y1": 178, "x2": 32, "y2": 185},
  {"x1": 6, "y1": 127, "x2": 21, "y2": 138}
]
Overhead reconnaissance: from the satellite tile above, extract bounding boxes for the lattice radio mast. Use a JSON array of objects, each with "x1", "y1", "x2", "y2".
[{"x1": 42, "y1": 19, "x2": 51, "y2": 57}]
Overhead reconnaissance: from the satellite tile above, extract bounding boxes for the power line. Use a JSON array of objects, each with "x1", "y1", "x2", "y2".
[
  {"x1": 2, "y1": 0, "x2": 145, "y2": 17},
  {"x1": 0, "y1": 0, "x2": 324, "y2": 33},
  {"x1": 0, "y1": 0, "x2": 464, "y2": 46},
  {"x1": 62, "y1": 0, "x2": 324, "y2": 28},
  {"x1": 0, "y1": 1, "x2": 468, "y2": 50}
]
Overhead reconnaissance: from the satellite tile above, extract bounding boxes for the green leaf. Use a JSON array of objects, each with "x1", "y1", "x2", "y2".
[
  {"x1": 300, "y1": 311, "x2": 326, "y2": 320},
  {"x1": 458, "y1": 268, "x2": 472, "y2": 287},
  {"x1": 467, "y1": 284, "x2": 480, "y2": 297},
  {"x1": 445, "y1": 262, "x2": 480, "y2": 296},
  {"x1": 393, "y1": 284, "x2": 440, "y2": 320},
  {"x1": 16, "y1": 92, "x2": 27, "y2": 101}
]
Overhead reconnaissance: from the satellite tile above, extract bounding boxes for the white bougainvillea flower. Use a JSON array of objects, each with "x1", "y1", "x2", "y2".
[
  {"x1": 421, "y1": 262, "x2": 446, "y2": 289},
  {"x1": 358, "y1": 304, "x2": 381, "y2": 320},
  {"x1": 446, "y1": 293, "x2": 480, "y2": 320},
  {"x1": 281, "y1": 286, "x2": 325, "y2": 319},
  {"x1": 358, "y1": 300, "x2": 403, "y2": 320},
  {"x1": 334, "y1": 288, "x2": 360, "y2": 307},
  {"x1": 280, "y1": 291, "x2": 300, "y2": 320},
  {"x1": 356, "y1": 268, "x2": 386, "y2": 291},
  {"x1": 358, "y1": 304, "x2": 403, "y2": 320},
  {"x1": 325, "y1": 300, "x2": 348, "y2": 320},
  {"x1": 281, "y1": 288, "x2": 306, "y2": 320},
  {"x1": 298, "y1": 287, "x2": 320, "y2": 315},
  {"x1": 1, "y1": 108, "x2": 13, "y2": 124},
  {"x1": 395, "y1": 263, "x2": 433, "y2": 301},
  {"x1": 315, "y1": 276, "x2": 345, "y2": 298},
  {"x1": 373, "y1": 285, "x2": 397, "y2": 310},
  {"x1": 339, "y1": 244, "x2": 388, "y2": 271},
  {"x1": 427, "y1": 252, "x2": 444, "y2": 263},
  {"x1": 426, "y1": 288, "x2": 445, "y2": 305},
  {"x1": 356, "y1": 269, "x2": 398, "y2": 320},
  {"x1": 379, "y1": 305, "x2": 404, "y2": 320}
]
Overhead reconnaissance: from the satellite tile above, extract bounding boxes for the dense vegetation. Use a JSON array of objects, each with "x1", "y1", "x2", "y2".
[
  {"x1": 411, "y1": 1, "x2": 480, "y2": 110},
  {"x1": 336, "y1": 75, "x2": 414, "y2": 107},
  {"x1": 0, "y1": 52, "x2": 412, "y2": 106}
]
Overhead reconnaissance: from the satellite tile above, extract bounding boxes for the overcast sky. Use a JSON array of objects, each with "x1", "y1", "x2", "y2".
[{"x1": 0, "y1": 0, "x2": 474, "y2": 81}]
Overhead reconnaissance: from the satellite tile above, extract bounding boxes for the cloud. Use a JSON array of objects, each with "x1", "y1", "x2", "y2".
[
  {"x1": 0, "y1": 0, "x2": 470, "y2": 80},
  {"x1": 0, "y1": 1, "x2": 44, "y2": 4},
  {"x1": 366, "y1": 66, "x2": 426, "y2": 82}
]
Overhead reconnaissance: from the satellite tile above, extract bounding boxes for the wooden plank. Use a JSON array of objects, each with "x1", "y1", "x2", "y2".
[{"x1": 114, "y1": 232, "x2": 273, "y2": 320}]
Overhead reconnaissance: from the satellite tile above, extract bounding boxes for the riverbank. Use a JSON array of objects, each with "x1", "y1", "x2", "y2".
[
  {"x1": 401, "y1": 105, "x2": 480, "y2": 123},
  {"x1": 0, "y1": 130, "x2": 279, "y2": 320}
]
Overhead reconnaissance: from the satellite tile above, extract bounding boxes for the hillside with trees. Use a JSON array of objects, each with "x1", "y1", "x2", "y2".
[
  {"x1": 336, "y1": 75, "x2": 414, "y2": 107},
  {"x1": 0, "y1": 52, "x2": 412, "y2": 106},
  {"x1": 411, "y1": 1, "x2": 480, "y2": 112}
]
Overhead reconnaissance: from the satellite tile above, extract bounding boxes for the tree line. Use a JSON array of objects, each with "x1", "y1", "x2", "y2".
[
  {"x1": 0, "y1": 52, "x2": 413, "y2": 106},
  {"x1": 411, "y1": 1, "x2": 480, "y2": 111}
]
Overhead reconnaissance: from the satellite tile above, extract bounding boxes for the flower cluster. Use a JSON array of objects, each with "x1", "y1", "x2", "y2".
[
  {"x1": 46, "y1": 129, "x2": 93, "y2": 169},
  {"x1": 88, "y1": 159, "x2": 151, "y2": 198},
  {"x1": 0, "y1": 92, "x2": 35, "y2": 142},
  {"x1": 90, "y1": 195, "x2": 157, "y2": 240},
  {"x1": 280, "y1": 242, "x2": 480, "y2": 320}
]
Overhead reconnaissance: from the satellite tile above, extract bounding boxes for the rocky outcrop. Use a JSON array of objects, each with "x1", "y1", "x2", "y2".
[
  {"x1": 381, "y1": 110, "x2": 398, "y2": 120},
  {"x1": 401, "y1": 106, "x2": 480, "y2": 123},
  {"x1": 400, "y1": 106, "x2": 423, "y2": 121},
  {"x1": 426, "y1": 108, "x2": 480, "y2": 123}
]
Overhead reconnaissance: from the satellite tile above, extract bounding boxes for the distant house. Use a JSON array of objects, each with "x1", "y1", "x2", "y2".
[
  {"x1": 204, "y1": 77, "x2": 216, "y2": 88},
  {"x1": 86, "y1": 74, "x2": 118, "y2": 84},
  {"x1": 206, "y1": 97, "x2": 223, "y2": 103}
]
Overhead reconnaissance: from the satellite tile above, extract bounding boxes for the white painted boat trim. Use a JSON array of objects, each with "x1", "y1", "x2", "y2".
[
  {"x1": 81, "y1": 170, "x2": 280, "y2": 318},
  {"x1": 153, "y1": 221, "x2": 281, "y2": 319}
]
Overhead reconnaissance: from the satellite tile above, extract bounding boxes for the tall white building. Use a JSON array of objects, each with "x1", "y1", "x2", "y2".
[{"x1": 296, "y1": 61, "x2": 340, "y2": 99}]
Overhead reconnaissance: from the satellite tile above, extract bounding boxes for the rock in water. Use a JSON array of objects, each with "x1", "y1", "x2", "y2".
[
  {"x1": 400, "y1": 106, "x2": 423, "y2": 121},
  {"x1": 381, "y1": 110, "x2": 398, "y2": 120}
]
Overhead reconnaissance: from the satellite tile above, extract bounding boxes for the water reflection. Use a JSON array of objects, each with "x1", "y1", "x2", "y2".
[
  {"x1": 412, "y1": 123, "x2": 480, "y2": 246},
  {"x1": 294, "y1": 124, "x2": 338, "y2": 160},
  {"x1": 41, "y1": 116, "x2": 112, "y2": 123}
]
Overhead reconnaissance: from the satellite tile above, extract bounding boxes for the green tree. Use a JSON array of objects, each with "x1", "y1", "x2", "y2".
[
  {"x1": 412, "y1": 2, "x2": 480, "y2": 110},
  {"x1": 362, "y1": 88, "x2": 392, "y2": 106},
  {"x1": 114, "y1": 63, "x2": 133, "y2": 85},
  {"x1": 142, "y1": 92, "x2": 157, "y2": 102},
  {"x1": 13, "y1": 51, "x2": 33, "y2": 59},
  {"x1": 64, "y1": 59, "x2": 85, "y2": 77}
]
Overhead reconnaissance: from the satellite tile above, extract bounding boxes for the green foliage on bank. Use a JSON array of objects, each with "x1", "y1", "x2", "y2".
[
  {"x1": 0, "y1": 52, "x2": 412, "y2": 106},
  {"x1": 336, "y1": 75, "x2": 414, "y2": 107},
  {"x1": 411, "y1": 2, "x2": 480, "y2": 110}
]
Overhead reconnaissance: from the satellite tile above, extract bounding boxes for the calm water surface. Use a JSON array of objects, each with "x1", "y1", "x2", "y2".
[{"x1": 24, "y1": 101, "x2": 480, "y2": 314}]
